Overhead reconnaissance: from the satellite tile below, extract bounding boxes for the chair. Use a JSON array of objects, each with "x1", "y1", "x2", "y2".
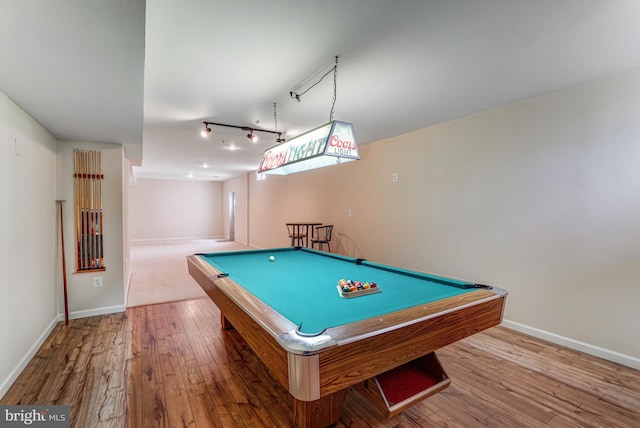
[
  {"x1": 286, "y1": 223, "x2": 306, "y2": 247},
  {"x1": 311, "y1": 225, "x2": 333, "y2": 252}
]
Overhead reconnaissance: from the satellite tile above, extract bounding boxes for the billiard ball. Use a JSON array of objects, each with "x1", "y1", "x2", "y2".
[{"x1": 269, "y1": 256, "x2": 275, "y2": 262}]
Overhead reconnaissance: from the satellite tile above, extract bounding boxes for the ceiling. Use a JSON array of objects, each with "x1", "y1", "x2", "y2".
[{"x1": 2, "y1": 1, "x2": 640, "y2": 181}]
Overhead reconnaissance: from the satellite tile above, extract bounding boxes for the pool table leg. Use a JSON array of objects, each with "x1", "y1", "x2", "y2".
[
  {"x1": 292, "y1": 389, "x2": 348, "y2": 428},
  {"x1": 220, "y1": 314, "x2": 233, "y2": 330}
]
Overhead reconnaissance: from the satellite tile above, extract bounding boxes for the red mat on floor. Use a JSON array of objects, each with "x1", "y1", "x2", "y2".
[{"x1": 376, "y1": 359, "x2": 439, "y2": 405}]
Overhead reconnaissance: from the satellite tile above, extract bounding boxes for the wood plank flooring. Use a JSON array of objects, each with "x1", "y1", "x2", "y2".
[{"x1": 2, "y1": 298, "x2": 639, "y2": 427}]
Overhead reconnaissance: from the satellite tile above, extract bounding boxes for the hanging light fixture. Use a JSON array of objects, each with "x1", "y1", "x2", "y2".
[
  {"x1": 273, "y1": 102, "x2": 286, "y2": 143},
  {"x1": 258, "y1": 120, "x2": 358, "y2": 175},
  {"x1": 260, "y1": 56, "x2": 359, "y2": 175}
]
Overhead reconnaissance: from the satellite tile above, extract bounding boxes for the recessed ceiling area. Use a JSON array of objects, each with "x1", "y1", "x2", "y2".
[{"x1": 2, "y1": 1, "x2": 640, "y2": 181}]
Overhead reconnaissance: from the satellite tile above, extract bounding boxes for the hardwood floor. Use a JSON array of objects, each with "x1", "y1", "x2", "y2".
[{"x1": 2, "y1": 298, "x2": 639, "y2": 427}]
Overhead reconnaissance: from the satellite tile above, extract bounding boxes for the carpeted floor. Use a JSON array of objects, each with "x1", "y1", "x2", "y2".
[{"x1": 126, "y1": 238, "x2": 251, "y2": 307}]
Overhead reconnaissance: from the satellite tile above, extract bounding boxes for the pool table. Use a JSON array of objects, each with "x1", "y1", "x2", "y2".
[{"x1": 187, "y1": 247, "x2": 507, "y2": 427}]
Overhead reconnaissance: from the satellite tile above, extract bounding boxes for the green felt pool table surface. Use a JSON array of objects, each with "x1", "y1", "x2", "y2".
[{"x1": 198, "y1": 247, "x2": 479, "y2": 334}]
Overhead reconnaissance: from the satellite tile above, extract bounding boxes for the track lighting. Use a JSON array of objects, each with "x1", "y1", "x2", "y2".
[{"x1": 200, "y1": 121, "x2": 283, "y2": 144}]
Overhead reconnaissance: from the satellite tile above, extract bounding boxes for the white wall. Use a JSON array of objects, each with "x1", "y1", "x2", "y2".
[
  {"x1": 129, "y1": 178, "x2": 222, "y2": 241},
  {"x1": 247, "y1": 68, "x2": 640, "y2": 368},
  {"x1": 0, "y1": 90, "x2": 58, "y2": 397}
]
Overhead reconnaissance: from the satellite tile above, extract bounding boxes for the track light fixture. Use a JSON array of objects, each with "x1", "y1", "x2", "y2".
[
  {"x1": 200, "y1": 121, "x2": 282, "y2": 144},
  {"x1": 200, "y1": 126, "x2": 211, "y2": 137}
]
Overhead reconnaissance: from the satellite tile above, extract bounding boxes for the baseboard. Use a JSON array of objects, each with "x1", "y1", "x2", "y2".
[
  {"x1": 0, "y1": 316, "x2": 59, "y2": 399},
  {"x1": 57, "y1": 304, "x2": 126, "y2": 321},
  {"x1": 502, "y1": 319, "x2": 640, "y2": 370},
  {"x1": 130, "y1": 236, "x2": 222, "y2": 244}
]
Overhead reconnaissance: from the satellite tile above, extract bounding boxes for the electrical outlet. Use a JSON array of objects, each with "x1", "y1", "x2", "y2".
[
  {"x1": 14, "y1": 138, "x2": 21, "y2": 156},
  {"x1": 93, "y1": 276, "x2": 103, "y2": 287},
  {"x1": 392, "y1": 173, "x2": 398, "y2": 182},
  {"x1": 347, "y1": 209, "x2": 352, "y2": 217}
]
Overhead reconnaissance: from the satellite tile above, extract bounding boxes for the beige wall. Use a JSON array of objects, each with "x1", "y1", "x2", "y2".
[
  {"x1": 0, "y1": 90, "x2": 58, "y2": 397},
  {"x1": 247, "y1": 69, "x2": 640, "y2": 367},
  {"x1": 128, "y1": 178, "x2": 223, "y2": 241},
  {"x1": 249, "y1": 167, "x2": 334, "y2": 248}
]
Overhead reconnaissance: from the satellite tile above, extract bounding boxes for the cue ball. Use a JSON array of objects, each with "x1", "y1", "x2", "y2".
[{"x1": 269, "y1": 256, "x2": 275, "y2": 262}]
